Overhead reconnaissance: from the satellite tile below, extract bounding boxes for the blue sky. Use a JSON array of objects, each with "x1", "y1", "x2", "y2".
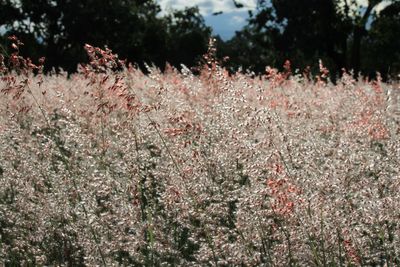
[
  {"x1": 157, "y1": 0, "x2": 392, "y2": 40},
  {"x1": 158, "y1": 0, "x2": 258, "y2": 40}
]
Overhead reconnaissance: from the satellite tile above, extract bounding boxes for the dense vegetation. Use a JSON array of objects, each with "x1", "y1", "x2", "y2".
[{"x1": 0, "y1": 36, "x2": 399, "y2": 266}]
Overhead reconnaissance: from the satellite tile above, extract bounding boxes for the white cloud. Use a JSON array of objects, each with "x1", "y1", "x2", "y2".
[
  {"x1": 374, "y1": 1, "x2": 392, "y2": 13},
  {"x1": 158, "y1": 0, "x2": 393, "y2": 19},
  {"x1": 339, "y1": 0, "x2": 392, "y2": 15},
  {"x1": 355, "y1": 0, "x2": 390, "y2": 10},
  {"x1": 158, "y1": 0, "x2": 257, "y2": 16},
  {"x1": 229, "y1": 15, "x2": 245, "y2": 25}
]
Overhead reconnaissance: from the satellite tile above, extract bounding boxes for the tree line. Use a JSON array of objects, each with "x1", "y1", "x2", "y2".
[{"x1": 1, "y1": 0, "x2": 399, "y2": 80}]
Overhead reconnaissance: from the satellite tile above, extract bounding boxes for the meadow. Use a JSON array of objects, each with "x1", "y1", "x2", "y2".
[{"x1": 0, "y1": 39, "x2": 399, "y2": 266}]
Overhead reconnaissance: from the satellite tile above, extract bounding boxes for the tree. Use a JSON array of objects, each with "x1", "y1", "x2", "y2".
[
  {"x1": 217, "y1": 25, "x2": 278, "y2": 74},
  {"x1": 12, "y1": 0, "x2": 163, "y2": 71},
  {"x1": 233, "y1": 0, "x2": 399, "y2": 78},
  {"x1": 364, "y1": 2, "x2": 400, "y2": 78},
  {"x1": 163, "y1": 7, "x2": 212, "y2": 69},
  {"x1": 0, "y1": 0, "x2": 22, "y2": 49},
  {"x1": 0, "y1": 0, "x2": 21, "y2": 25},
  {"x1": 0, "y1": 0, "x2": 211, "y2": 72},
  {"x1": 346, "y1": 0, "x2": 386, "y2": 75}
]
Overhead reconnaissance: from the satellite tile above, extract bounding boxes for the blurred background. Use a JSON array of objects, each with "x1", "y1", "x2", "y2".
[{"x1": 1, "y1": 0, "x2": 399, "y2": 80}]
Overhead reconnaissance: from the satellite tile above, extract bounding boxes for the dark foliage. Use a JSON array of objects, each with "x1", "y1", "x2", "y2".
[{"x1": 0, "y1": 0, "x2": 399, "y2": 79}]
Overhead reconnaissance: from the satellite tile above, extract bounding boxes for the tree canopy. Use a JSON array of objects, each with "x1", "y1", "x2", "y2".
[
  {"x1": 1, "y1": 0, "x2": 399, "y2": 79},
  {"x1": 224, "y1": 0, "x2": 400, "y2": 79},
  {"x1": 0, "y1": 0, "x2": 211, "y2": 72}
]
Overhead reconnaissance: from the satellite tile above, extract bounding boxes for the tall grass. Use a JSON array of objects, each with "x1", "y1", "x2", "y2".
[{"x1": 0, "y1": 37, "x2": 399, "y2": 266}]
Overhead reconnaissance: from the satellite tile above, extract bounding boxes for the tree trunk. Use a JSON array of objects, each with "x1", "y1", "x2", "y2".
[
  {"x1": 351, "y1": 26, "x2": 363, "y2": 76},
  {"x1": 350, "y1": 3, "x2": 376, "y2": 77}
]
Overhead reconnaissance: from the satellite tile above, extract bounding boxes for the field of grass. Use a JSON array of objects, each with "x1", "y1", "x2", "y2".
[{"x1": 1, "y1": 42, "x2": 399, "y2": 266}]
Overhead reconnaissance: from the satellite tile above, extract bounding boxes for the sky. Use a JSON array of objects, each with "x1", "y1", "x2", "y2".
[
  {"x1": 158, "y1": 0, "x2": 258, "y2": 40},
  {"x1": 2, "y1": 0, "x2": 391, "y2": 41},
  {"x1": 157, "y1": 0, "x2": 392, "y2": 40}
]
